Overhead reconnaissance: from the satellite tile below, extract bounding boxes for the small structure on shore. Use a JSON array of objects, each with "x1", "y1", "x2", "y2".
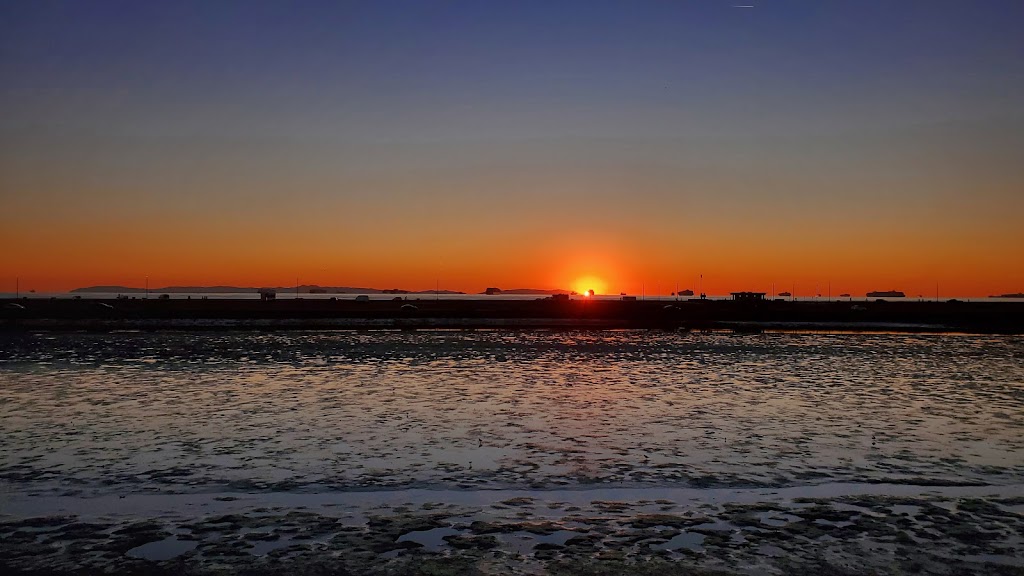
[
  {"x1": 730, "y1": 292, "x2": 766, "y2": 302},
  {"x1": 867, "y1": 290, "x2": 906, "y2": 298},
  {"x1": 484, "y1": 287, "x2": 502, "y2": 295},
  {"x1": 259, "y1": 289, "x2": 276, "y2": 301}
]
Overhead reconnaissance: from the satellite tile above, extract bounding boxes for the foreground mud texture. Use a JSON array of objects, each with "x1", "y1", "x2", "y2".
[
  {"x1": 2, "y1": 332, "x2": 1022, "y2": 574},
  {"x1": 3, "y1": 493, "x2": 1022, "y2": 575}
]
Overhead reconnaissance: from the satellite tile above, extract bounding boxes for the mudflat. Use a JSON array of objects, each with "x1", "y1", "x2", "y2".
[{"x1": 1, "y1": 331, "x2": 1022, "y2": 574}]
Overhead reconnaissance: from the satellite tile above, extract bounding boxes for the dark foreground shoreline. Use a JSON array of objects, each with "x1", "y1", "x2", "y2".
[
  {"x1": 4, "y1": 485, "x2": 1023, "y2": 576},
  {"x1": 3, "y1": 297, "x2": 1023, "y2": 333}
]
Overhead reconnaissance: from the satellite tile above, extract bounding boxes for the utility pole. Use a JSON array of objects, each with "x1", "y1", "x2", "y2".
[
  {"x1": 436, "y1": 279, "x2": 439, "y2": 301},
  {"x1": 146, "y1": 276, "x2": 149, "y2": 299},
  {"x1": 296, "y1": 277, "x2": 299, "y2": 299},
  {"x1": 15, "y1": 277, "x2": 19, "y2": 299}
]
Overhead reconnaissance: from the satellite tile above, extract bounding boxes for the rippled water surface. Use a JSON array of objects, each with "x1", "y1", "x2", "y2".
[{"x1": 1, "y1": 331, "x2": 1022, "y2": 495}]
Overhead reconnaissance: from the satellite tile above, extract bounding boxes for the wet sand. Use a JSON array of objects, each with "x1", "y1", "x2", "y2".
[
  {"x1": 3, "y1": 485, "x2": 1023, "y2": 575},
  {"x1": 1, "y1": 331, "x2": 1022, "y2": 574}
]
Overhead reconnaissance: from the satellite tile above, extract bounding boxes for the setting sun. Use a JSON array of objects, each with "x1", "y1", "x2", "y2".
[
  {"x1": 2, "y1": 4, "x2": 1023, "y2": 575},
  {"x1": 574, "y1": 276, "x2": 607, "y2": 296}
]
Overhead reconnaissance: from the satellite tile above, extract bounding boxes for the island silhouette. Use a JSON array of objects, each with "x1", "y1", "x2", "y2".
[{"x1": 70, "y1": 285, "x2": 578, "y2": 296}]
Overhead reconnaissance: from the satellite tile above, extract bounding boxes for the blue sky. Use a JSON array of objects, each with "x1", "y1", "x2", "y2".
[{"x1": 2, "y1": 1, "x2": 1023, "y2": 293}]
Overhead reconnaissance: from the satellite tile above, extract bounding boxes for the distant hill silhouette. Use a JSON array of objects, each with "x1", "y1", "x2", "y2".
[
  {"x1": 990, "y1": 293, "x2": 1024, "y2": 298},
  {"x1": 71, "y1": 285, "x2": 465, "y2": 295},
  {"x1": 477, "y1": 288, "x2": 570, "y2": 295}
]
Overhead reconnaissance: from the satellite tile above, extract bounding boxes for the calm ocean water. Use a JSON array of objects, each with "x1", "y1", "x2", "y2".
[{"x1": 1, "y1": 331, "x2": 1021, "y2": 498}]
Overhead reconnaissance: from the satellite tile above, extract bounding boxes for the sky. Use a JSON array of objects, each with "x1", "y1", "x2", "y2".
[{"x1": 2, "y1": 0, "x2": 1022, "y2": 296}]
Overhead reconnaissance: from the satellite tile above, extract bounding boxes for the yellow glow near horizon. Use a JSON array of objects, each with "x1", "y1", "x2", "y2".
[{"x1": 574, "y1": 276, "x2": 607, "y2": 296}]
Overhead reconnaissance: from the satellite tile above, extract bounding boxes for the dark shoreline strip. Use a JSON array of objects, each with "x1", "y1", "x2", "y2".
[{"x1": 3, "y1": 298, "x2": 1023, "y2": 333}]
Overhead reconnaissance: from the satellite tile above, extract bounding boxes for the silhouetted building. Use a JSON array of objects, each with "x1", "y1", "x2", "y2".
[
  {"x1": 866, "y1": 290, "x2": 906, "y2": 298},
  {"x1": 731, "y1": 292, "x2": 766, "y2": 302},
  {"x1": 259, "y1": 289, "x2": 276, "y2": 301},
  {"x1": 485, "y1": 287, "x2": 502, "y2": 295}
]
